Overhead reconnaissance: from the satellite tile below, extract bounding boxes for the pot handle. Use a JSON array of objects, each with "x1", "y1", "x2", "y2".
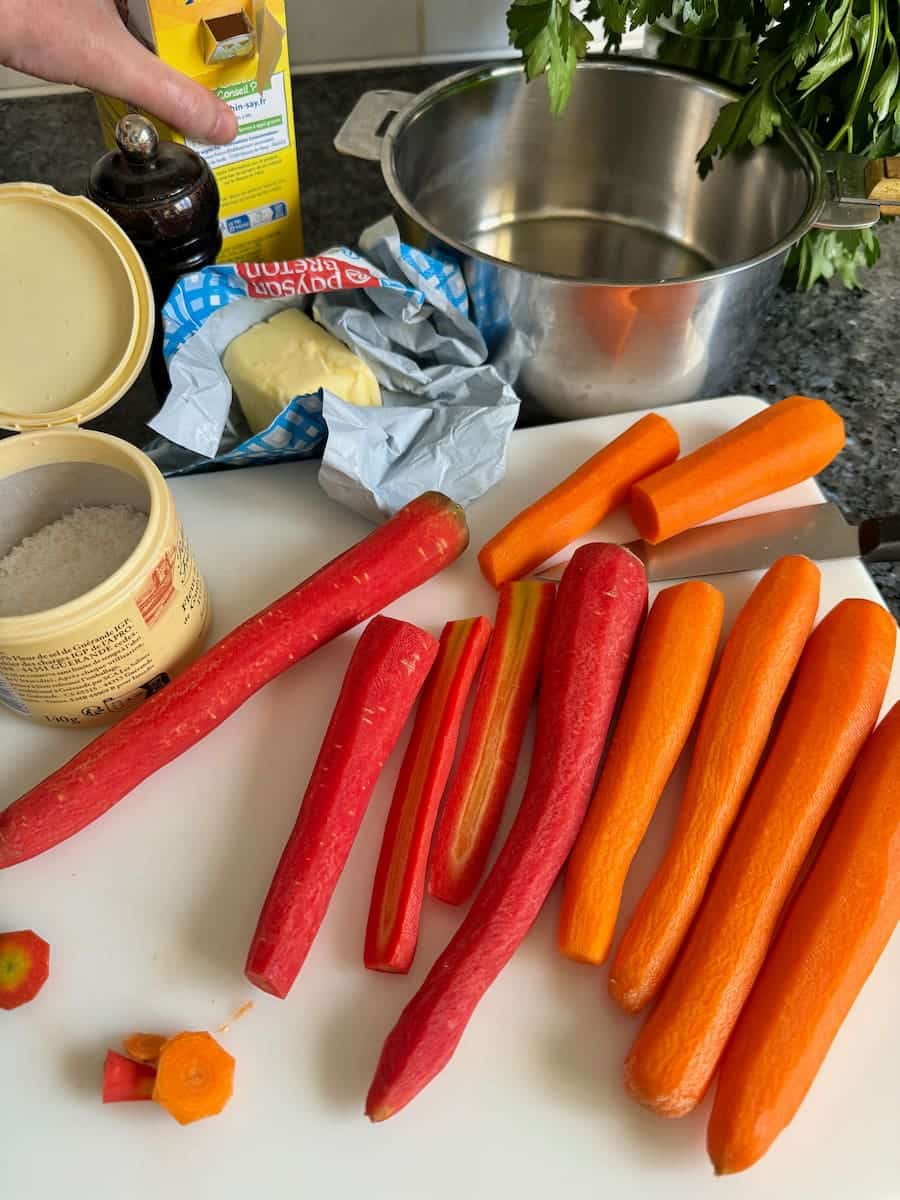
[
  {"x1": 816, "y1": 152, "x2": 900, "y2": 230},
  {"x1": 333, "y1": 90, "x2": 414, "y2": 162}
]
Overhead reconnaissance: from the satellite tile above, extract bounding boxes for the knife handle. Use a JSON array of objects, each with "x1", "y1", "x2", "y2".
[{"x1": 859, "y1": 515, "x2": 900, "y2": 563}]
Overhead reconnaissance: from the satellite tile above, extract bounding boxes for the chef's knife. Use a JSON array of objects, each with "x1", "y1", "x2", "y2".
[{"x1": 535, "y1": 504, "x2": 900, "y2": 583}]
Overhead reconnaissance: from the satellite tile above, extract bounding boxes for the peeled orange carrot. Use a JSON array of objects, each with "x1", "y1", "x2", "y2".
[
  {"x1": 558, "y1": 580, "x2": 723, "y2": 965},
  {"x1": 609, "y1": 556, "x2": 821, "y2": 1014},
  {"x1": 708, "y1": 701, "x2": 900, "y2": 1174},
  {"x1": 152, "y1": 1032, "x2": 235, "y2": 1126},
  {"x1": 623, "y1": 599, "x2": 895, "y2": 1118},
  {"x1": 122, "y1": 1033, "x2": 167, "y2": 1066},
  {"x1": 478, "y1": 413, "x2": 679, "y2": 588},
  {"x1": 629, "y1": 395, "x2": 845, "y2": 544}
]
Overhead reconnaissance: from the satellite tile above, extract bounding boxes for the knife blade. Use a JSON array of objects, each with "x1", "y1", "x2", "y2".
[{"x1": 534, "y1": 504, "x2": 900, "y2": 583}]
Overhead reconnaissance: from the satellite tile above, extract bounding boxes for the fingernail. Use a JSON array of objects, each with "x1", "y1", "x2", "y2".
[{"x1": 210, "y1": 105, "x2": 238, "y2": 144}]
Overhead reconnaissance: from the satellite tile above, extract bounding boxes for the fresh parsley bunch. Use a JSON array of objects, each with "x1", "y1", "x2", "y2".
[{"x1": 506, "y1": 0, "x2": 900, "y2": 287}]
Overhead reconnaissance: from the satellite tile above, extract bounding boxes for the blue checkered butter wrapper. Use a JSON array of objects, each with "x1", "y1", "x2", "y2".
[{"x1": 148, "y1": 217, "x2": 519, "y2": 518}]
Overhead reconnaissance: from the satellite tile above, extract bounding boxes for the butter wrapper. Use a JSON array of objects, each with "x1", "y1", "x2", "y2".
[{"x1": 148, "y1": 218, "x2": 520, "y2": 519}]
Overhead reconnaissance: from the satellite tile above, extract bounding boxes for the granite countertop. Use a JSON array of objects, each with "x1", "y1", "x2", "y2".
[{"x1": 1, "y1": 63, "x2": 897, "y2": 612}]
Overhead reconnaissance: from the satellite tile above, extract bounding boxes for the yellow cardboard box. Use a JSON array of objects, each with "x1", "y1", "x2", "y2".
[{"x1": 95, "y1": 0, "x2": 303, "y2": 263}]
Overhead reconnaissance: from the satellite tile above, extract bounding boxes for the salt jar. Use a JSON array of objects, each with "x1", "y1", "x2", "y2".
[
  {"x1": 0, "y1": 430, "x2": 210, "y2": 727},
  {"x1": 0, "y1": 183, "x2": 211, "y2": 726}
]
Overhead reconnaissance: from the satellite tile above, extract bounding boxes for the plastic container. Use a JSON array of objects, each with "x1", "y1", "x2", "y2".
[
  {"x1": 0, "y1": 430, "x2": 210, "y2": 726},
  {"x1": 0, "y1": 183, "x2": 154, "y2": 430},
  {"x1": 0, "y1": 183, "x2": 211, "y2": 726}
]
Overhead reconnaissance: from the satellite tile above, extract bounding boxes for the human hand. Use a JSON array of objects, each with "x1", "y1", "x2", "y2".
[{"x1": 1, "y1": 0, "x2": 238, "y2": 143}]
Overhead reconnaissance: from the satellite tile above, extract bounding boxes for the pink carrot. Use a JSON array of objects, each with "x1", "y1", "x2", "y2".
[{"x1": 245, "y1": 616, "x2": 438, "y2": 998}]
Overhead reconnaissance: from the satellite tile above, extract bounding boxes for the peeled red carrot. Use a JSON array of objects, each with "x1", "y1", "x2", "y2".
[
  {"x1": 629, "y1": 395, "x2": 845, "y2": 545},
  {"x1": 367, "y1": 544, "x2": 647, "y2": 1121},
  {"x1": 477, "y1": 413, "x2": 678, "y2": 588},
  {"x1": 0, "y1": 492, "x2": 468, "y2": 870},
  {"x1": 0, "y1": 929, "x2": 50, "y2": 1010},
  {"x1": 245, "y1": 617, "x2": 438, "y2": 998},
  {"x1": 609, "y1": 555, "x2": 821, "y2": 1014},
  {"x1": 708, "y1": 701, "x2": 900, "y2": 1175},
  {"x1": 428, "y1": 581, "x2": 556, "y2": 906},
  {"x1": 102, "y1": 1051, "x2": 156, "y2": 1103},
  {"x1": 558, "y1": 580, "x2": 724, "y2": 966},
  {"x1": 624, "y1": 599, "x2": 895, "y2": 1118},
  {"x1": 365, "y1": 616, "x2": 491, "y2": 973},
  {"x1": 152, "y1": 1032, "x2": 235, "y2": 1125},
  {"x1": 122, "y1": 1033, "x2": 167, "y2": 1066}
]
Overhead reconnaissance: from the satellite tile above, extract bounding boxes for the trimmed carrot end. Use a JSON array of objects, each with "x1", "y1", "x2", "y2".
[
  {"x1": 608, "y1": 977, "x2": 649, "y2": 1015},
  {"x1": 628, "y1": 482, "x2": 662, "y2": 545},
  {"x1": 362, "y1": 936, "x2": 415, "y2": 974},
  {"x1": 102, "y1": 1050, "x2": 157, "y2": 1103},
  {"x1": 477, "y1": 544, "x2": 504, "y2": 589},
  {"x1": 244, "y1": 968, "x2": 289, "y2": 999},
  {"x1": 427, "y1": 871, "x2": 468, "y2": 907},
  {"x1": 557, "y1": 917, "x2": 610, "y2": 965},
  {"x1": 0, "y1": 929, "x2": 50, "y2": 1010},
  {"x1": 623, "y1": 1052, "x2": 699, "y2": 1118}
]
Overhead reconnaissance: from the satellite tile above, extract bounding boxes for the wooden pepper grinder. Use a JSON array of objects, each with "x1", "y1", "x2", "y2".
[{"x1": 88, "y1": 113, "x2": 223, "y2": 397}]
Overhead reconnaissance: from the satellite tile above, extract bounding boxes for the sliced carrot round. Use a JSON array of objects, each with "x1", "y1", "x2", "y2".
[
  {"x1": 0, "y1": 930, "x2": 50, "y2": 1010},
  {"x1": 122, "y1": 1032, "x2": 167, "y2": 1065},
  {"x1": 152, "y1": 1032, "x2": 235, "y2": 1125}
]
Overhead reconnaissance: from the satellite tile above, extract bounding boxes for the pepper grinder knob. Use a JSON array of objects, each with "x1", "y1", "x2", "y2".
[{"x1": 116, "y1": 114, "x2": 160, "y2": 163}]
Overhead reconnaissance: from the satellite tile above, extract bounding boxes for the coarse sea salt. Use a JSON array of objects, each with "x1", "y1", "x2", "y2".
[{"x1": 0, "y1": 505, "x2": 149, "y2": 618}]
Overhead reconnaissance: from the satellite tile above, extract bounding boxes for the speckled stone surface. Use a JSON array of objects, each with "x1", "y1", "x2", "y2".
[{"x1": 1, "y1": 64, "x2": 897, "y2": 612}]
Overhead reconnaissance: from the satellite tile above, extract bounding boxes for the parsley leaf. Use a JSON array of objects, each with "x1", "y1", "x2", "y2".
[{"x1": 507, "y1": 0, "x2": 594, "y2": 113}]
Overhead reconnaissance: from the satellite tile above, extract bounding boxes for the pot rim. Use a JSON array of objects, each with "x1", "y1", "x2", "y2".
[{"x1": 379, "y1": 59, "x2": 826, "y2": 288}]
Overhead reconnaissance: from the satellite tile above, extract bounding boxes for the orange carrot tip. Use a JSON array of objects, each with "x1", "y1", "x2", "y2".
[
  {"x1": 478, "y1": 412, "x2": 679, "y2": 588},
  {"x1": 0, "y1": 929, "x2": 50, "y2": 1010},
  {"x1": 122, "y1": 1033, "x2": 167, "y2": 1065},
  {"x1": 152, "y1": 1032, "x2": 235, "y2": 1125}
]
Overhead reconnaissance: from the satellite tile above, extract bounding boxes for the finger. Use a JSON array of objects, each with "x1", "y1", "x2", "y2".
[{"x1": 77, "y1": 26, "x2": 238, "y2": 144}]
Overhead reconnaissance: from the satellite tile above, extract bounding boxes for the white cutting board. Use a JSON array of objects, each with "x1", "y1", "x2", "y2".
[{"x1": 4, "y1": 397, "x2": 899, "y2": 1200}]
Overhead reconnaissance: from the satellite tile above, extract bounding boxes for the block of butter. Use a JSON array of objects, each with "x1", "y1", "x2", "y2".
[{"x1": 223, "y1": 308, "x2": 381, "y2": 434}]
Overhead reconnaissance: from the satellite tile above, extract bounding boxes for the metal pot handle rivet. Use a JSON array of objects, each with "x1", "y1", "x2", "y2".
[{"x1": 334, "y1": 90, "x2": 414, "y2": 162}]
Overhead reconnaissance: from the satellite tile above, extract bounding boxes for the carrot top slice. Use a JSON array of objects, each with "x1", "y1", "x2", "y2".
[{"x1": 122, "y1": 1033, "x2": 167, "y2": 1065}]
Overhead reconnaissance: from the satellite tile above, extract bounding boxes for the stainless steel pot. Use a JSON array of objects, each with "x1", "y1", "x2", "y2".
[{"x1": 336, "y1": 61, "x2": 899, "y2": 421}]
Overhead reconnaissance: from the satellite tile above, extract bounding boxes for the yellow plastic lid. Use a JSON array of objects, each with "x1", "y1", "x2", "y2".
[{"x1": 0, "y1": 183, "x2": 154, "y2": 431}]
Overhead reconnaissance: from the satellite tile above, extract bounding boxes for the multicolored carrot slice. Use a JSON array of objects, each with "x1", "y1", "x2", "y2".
[
  {"x1": 365, "y1": 616, "x2": 492, "y2": 973},
  {"x1": 0, "y1": 929, "x2": 50, "y2": 1010},
  {"x1": 429, "y1": 581, "x2": 556, "y2": 906},
  {"x1": 102, "y1": 1051, "x2": 157, "y2": 1103}
]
